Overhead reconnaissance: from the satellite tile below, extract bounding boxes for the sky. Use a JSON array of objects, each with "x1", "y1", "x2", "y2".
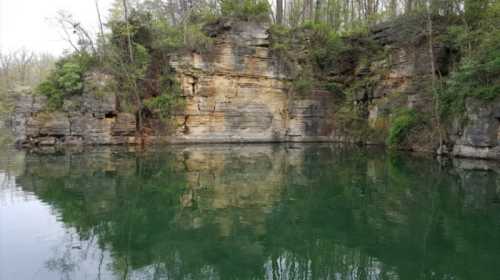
[{"x1": 0, "y1": 0, "x2": 115, "y2": 56}]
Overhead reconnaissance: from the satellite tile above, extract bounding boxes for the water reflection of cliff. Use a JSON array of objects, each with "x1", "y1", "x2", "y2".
[{"x1": 12, "y1": 144, "x2": 500, "y2": 279}]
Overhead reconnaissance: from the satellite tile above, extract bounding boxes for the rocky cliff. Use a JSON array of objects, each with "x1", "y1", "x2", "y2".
[
  {"x1": 12, "y1": 20, "x2": 336, "y2": 146},
  {"x1": 348, "y1": 19, "x2": 500, "y2": 159},
  {"x1": 167, "y1": 20, "x2": 335, "y2": 143},
  {"x1": 11, "y1": 74, "x2": 137, "y2": 147},
  {"x1": 9, "y1": 18, "x2": 500, "y2": 160},
  {"x1": 449, "y1": 98, "x2": 500, "y2": 159}
]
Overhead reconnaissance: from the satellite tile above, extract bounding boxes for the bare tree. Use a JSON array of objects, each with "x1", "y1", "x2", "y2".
[
  {"x1": 55, "y1": 11, "x2": 97, "y2": 55},
  {"x1": 425, "y1": 0, "x2": 444, "y2": 153},
  {"x1": 122, "y1": 0, "x2": 135, "y2": 63},
  {"x1": 95, "y1": 0, "x2": 106, "y2": 61}
]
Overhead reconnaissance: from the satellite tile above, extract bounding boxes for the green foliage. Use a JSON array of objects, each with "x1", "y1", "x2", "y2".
[
  {"x1": 220, "y1": 0, "x2": 271, "y2": 21},
  {"x1": 270, "y1": 20, "x2": 380, "y2": 86},
  {"x1": 111, "y1": 8, "x2": 214, "y2": 54},
  {"x1": 37, "y1": 80, "x2": 63, "y2": 110},
  {"x1": 445, "y1": 25, "x2": 474, "y2": 54},
  {"x1": 183, "y1": 25, "x2": 215, "y2": 52},
  {"x1": 269, "y1": 24, "x2": 289, "y2": 37},
  {"x1": 269, "y1": 24, "x2": 297, "y2": 74},
  {"x1": 306, "y1": 23, "x2": 348, "y2": 72},
  {"x1": 149, "y1": 20, "x2": 214, "y2": 53},
  {"x1": 387, "y1": 109, "x2": 420, "y2": 147},
  {"x1": 438, "y1": 5, "x2": 500, "y2": 120},
  {"x1": 37, "y1": 53, "x2": 93, "y2": 110},
  {"x1": 144, "y1": 94, "x2": 181, "y2": 119},
  {"x1": 106, "y1": 9, "x2": 196, "y2": 120},
  {"x1": 292, "y1": 75, "x2": 314, "y2": 95},
  {"x1": 269, "y1": 22, "x2": 356, "y2": 93},
  {"x1": 103, "y1": 41, "x2": 151, "y2": 114},
  {"x1": 324, "y1": 81, "x2": 344, "y2": 96},
  {"x1": 149, "y1": 21, "x2": 184, "y2": 52},
  {"x1": 335, "y1": 104, "x2": 374, "y2": 141},
  {"x1": 0, "y1": 128, "x2": 13, "y2": 147},
  {"x1": 144, "y1": 76, "x2": 184, "y2": 119}
]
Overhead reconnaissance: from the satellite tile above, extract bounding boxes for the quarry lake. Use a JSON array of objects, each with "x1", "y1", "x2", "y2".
[{"x1": 1, "y1": 144, "x2": 500, "y2": 280}]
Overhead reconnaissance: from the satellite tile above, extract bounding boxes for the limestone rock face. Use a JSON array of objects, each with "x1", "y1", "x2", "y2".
[
  {"x1": 10, "y1": 18, "x2": 500, "y2": 160},
  {"x1": 331, "y1": 17, "x2": 452, "y2": 151},
  {"x1": 167, "y1": 19, "x2": 335, "y2": 143},
  {"x1": 12, "y1": 73, "x2": 137, "y2": 147},
  {"x1": 451, "y1": 98, "x2": 500, "y2": 159}
]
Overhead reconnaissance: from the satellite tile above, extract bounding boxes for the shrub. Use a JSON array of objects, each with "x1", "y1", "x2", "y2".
[
  {"x1": 439, "y1": 28, "x2": 500, "y2": 119},
  {"x1": 438, "y1": 3, "x2": 500, "y2": 119},
  {"x1": 324, "y1": 82, "x2": 344, "y2": 97},
  {"x1": 387, "y1": 109, "x2": 420, "y2": 147},
  {"x1": 221, "y1": 0, "x2": 271, "y2": 21},
  {"x1": 292, "y1": 76, "x2": 313, "y2": 95},
  {"x1": 301, "y1": 22, "x2": 349, "y2": 72},
  {"x1": 144, "y1": 76, "x2": 184, "y2": 119},
  {"x1": 149, "y1": 21, "x2": 184, "y2": 52},
  {"x1": 183, "y1": 25, "x2": 214, "y2": 52},
  {"x1": 37, "y1": 79, "x2": 63, "y2": 109},
  {"x1": 37, "y1": 53, "x2": 93, "y2": 109}
]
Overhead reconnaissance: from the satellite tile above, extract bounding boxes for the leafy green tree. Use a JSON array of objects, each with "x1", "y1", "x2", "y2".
[{"x1": 37, "y1": 53, "x2": 93, "y2": 109}]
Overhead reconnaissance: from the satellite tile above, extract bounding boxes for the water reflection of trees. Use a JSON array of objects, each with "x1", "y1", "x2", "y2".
[{"x1": 12, "y1": 145, "x2": 500, "y2": 279}]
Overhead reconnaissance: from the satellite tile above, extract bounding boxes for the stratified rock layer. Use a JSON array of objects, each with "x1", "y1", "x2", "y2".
[
  {"x1": 167, "y1": 20, "x2": 335, "y2": 143},
  {"x1": 450, "y1": 98, "x2": 500, "y2": 159},
  {"x1": 12, "y1": 73, "x2": 137, "y2": 147},
  {"x1": 9, "y1": 18, "x2": 500, "y2": 160}
]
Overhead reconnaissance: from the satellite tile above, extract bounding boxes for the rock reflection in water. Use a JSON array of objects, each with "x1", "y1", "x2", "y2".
[{"x1": 1, "y1": 144, "x2": 500, "y2": 280}]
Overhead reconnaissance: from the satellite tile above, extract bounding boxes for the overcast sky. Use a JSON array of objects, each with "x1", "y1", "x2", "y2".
[{"x1": 0, "y1": 0, "x2": 115, "y2": 56}]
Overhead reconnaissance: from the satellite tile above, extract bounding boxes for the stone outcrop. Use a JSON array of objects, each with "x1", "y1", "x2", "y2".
[
  {"x1": 360, "y1": 18, "x2": 500, "y2": 159},
  {"x1": 325, "y1": 16, "x2": 500, "y2": 159},
  {"x1": 9, "y1": 18, "x2": 500, "y2": 160},
  {"x1": 450, "y1": 98, "x2": 500, "y2": 159},
  {"x1": 12, "y1": 20, "x2": 336, "y2": 146},
  {"x1": 12, "y1": 73, "x2": 137, "y2": 147},
  {"x1": 167, "y1": 19, "x2": 335, "y2": 143},
  {"x1": 333, "y1": 17, "x2": 448, "y2": 149}
]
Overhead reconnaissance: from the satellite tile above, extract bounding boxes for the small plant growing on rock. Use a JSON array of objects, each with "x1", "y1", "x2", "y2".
[
  {"x1": 292, "y1": 75, "x2": 314, "y2": 96},
  {"x1": 387, "y1": 109, "x2": 420, "y2": 147},
  {"x1": 144, "y1": 76, "x2": 184, "y2": 119}
]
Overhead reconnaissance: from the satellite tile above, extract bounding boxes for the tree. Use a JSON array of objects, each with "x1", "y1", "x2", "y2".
[
  {"x1": 55, "y1": 11, "x2": 97, "y2": 55},
  {"x1": 277, "y1": 0, "x2": 284, "y2": 24}
]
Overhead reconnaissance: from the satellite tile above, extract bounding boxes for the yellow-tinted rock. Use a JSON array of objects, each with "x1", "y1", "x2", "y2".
[{"x1": 166, "y1": 20, "x2": 335, "y2": 143}]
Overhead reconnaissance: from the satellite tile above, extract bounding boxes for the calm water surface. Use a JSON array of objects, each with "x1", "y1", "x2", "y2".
[{"x1": 1, "y1": 144, "x2": 500, "y2": 280}]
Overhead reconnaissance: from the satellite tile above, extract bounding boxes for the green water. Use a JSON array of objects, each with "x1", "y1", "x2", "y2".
[{"x1": 1, "y1": 144, "x2": 500, "y2": 280}]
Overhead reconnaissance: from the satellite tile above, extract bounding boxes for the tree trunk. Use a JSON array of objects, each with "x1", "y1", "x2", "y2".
[
  {"x1": 426, "y1": 1, "x2": 444, "y2": 153},
  {"x1": 315, "y1": 0, "x2": 322, "y2": 22},
  {"x1": 405, "y1": 0, "x2": 414, "y2": 14},
  {"x1": 169, "y1": 0, "x2": 177, "y2": 25},
  {"x1": 122, "y1": 0, "x2": 134, "y2": 63},
  {"x1": 122, "y1": 0, "x2": 144, "y2": 141},
  {"x1": 95, "y1": 0, "x2": 106, "y2": 63},
  {"x1": 95, "y1": 0, "x2": 105, "y2": 49},
  {"x1": 277, "y1": 0, "x2": 283, "y2": 24}
]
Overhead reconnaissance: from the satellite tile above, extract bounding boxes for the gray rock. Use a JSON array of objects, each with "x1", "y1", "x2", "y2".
[
  {"x1": 10, "y1": 72, "x2": 137, "y2": 147},
  {"x1": 451, "y1": 98, "x2": 500, "y2": 159}
]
